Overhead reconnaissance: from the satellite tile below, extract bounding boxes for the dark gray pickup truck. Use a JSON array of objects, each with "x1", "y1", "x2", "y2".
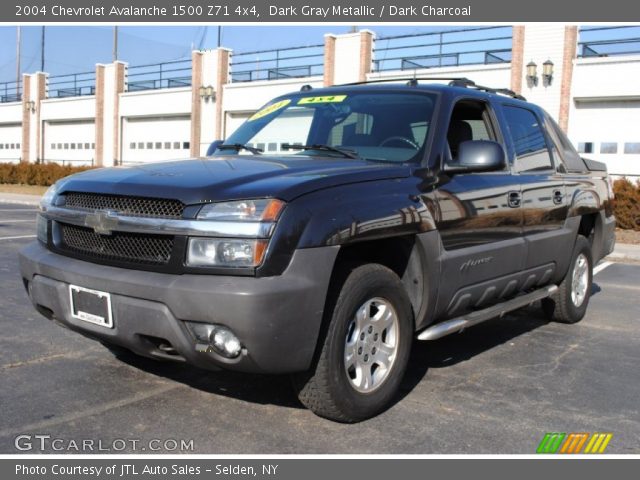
[{"x1": 20, "y1": 78, "x2": 615, "y2": 422}]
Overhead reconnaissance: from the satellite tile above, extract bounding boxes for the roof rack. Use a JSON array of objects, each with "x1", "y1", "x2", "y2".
[
  {"x1": 339, "y1": 77, "x2": 473, "y2": 87},
  {"x1": 336, "y1": 76, "x2": 527, "y2": 101}
]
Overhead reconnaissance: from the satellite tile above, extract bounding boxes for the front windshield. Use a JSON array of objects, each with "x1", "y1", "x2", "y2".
[{"x1": 220, "y1": 91, "x2": 438, "y2": 163}]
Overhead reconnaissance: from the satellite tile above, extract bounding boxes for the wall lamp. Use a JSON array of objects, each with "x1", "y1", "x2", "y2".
[
  {"x1": 24, "y1": 100, "x2": 36, "y2": 113},
  {"x1": 199, "y1": 85, "x2": 216, "y2": 102},
  {"x1": 526, "y1": 61, "x2": 538, "y2": 88},
  {"x1": 542, "y1": 59, "x2": 554, "y2": 87}
]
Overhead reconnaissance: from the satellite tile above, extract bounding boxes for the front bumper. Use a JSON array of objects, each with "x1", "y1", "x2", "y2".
[{"x1": 19, "y1": 242, "x2": 338, "y2": 374}]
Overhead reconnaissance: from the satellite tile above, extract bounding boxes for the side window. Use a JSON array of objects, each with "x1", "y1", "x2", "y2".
[
  {"x1": 446, "y1": 99, "x2": 496, "y2": 161},
  {"x1": 542, "y1": 115, "x2": 567, "y2": 171},
  {"x1": 503, "y1": 106, "x2": 553, "y2": 172}
]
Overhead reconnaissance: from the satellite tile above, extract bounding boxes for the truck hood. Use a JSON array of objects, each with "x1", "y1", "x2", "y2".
[{"x1": 57, "y1": 156, "x2": 411, "y2": 204}]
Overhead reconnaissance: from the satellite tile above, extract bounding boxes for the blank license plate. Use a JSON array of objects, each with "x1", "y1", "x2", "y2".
[{"x1": 69, "y1": 285, "x2": 113, "y2": 328}]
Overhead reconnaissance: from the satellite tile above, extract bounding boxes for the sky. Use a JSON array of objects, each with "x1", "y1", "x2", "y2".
[
  {"x1": 0, "y1": 25, "x2": 637, "y2": 83},
  {"x1": 0, "y1": 26, "x2": 437, "y2": 82}
]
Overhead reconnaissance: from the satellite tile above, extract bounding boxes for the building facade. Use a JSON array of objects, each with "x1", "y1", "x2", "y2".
[{"x1": 0, "y1": 25, "x2": 639, "y2": 178}]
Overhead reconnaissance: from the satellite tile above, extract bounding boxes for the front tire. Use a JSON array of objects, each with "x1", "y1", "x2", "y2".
[
  {"x1": 294, "y1": 264, "x2": 413, "y2": 423},
  {"x1": 542, "y1": 235, "x2": 593, "y2": 324}
]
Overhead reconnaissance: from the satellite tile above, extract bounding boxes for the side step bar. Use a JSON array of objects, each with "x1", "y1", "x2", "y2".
[{"x1": 417, "y1": 285, "x2": 558, "y2": 341}]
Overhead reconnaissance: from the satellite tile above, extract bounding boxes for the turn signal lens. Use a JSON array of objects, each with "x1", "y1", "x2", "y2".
[{"x1": 261, "y1": 199, "x2": 285, "y2": 221}]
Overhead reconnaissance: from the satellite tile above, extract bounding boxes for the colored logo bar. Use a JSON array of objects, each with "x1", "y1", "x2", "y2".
[{"x1": 537, "y1": 432, "x2": 612, "y2": 454}]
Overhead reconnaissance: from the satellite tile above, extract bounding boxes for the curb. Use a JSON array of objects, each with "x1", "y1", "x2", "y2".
[{"x1": 0, "y1": 194, "x2": 41, "y2": 207}]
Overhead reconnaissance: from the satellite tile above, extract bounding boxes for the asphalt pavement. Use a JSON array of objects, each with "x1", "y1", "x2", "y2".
[{"x1": 1, "y1": 202, "x2": 638, "y2": 454}]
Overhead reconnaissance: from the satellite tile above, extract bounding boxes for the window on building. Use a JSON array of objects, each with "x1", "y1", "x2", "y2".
[
  {"x1": 146, "y1": 142, "x2": 153, "y2": 149},
  {"x1": 0, "y1": 144, "x2": 4, "y2": 149},
  {"x1": 85, "y1": 143, "x2": 90, "y2": 150},
  {"x1": 624, "y1": 143, "x2": 640, "y2": 154},
  {"x1": 182, "y1": 141, "x2": 190, "y2": 149},
  {"x1": 137, "y1": 142, "x2": 144, "y2": 149},
  {"x1": 57, "y1": 143, "x2": 62, "y2": 149},
  {"x1": 10, "y1": 143, "x2": 15, "y2": 149},
  {"x1": 578, "y1": 142, "x2": 594, "y2": 154},
  {"x1": 130, "y1": 143, "x2": 136, "y2": 150},
  {"x1": 70, "y1": 143, "x2": 76, "y2": 150},
  {"x1": 164, "y1": 142, "x2": 171, "y2": 149},
  {"x1": 600, "y1": 142, "x2": 618, "y2": 154},
  {"x1": 155, "y1": 142, "x2": 162, "y2": 149},
  {"x1": 173, "y1": 142, "x2": 180, "y2": 149},
  {"x1": 16, "y1": 143, "x2": 19, "y2": 149},
  {"x1": 503, "y1": 105, "x2": 553, "y2": 172},
  {"x1": 267, "y1": 142, "x2": 277, "y2": 152},
  {"x1": 51, "y1": 144, "x2": 56, "y2": 150},
  {"x1": 64, "y1": 143, "x2": 69, "y2": 149}
]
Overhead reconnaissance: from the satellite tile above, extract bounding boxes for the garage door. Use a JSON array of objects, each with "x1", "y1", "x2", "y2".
[
  {"x1": 43, "y1": 120, "x2": 95, "y2": 166},
  {"x1": 121, "y1": 115, "x2": 191, "y2": 164},
  {"x1": 0, "y1": 123, "x2": 22, "y2": 163},
  {"x1": 569, "y1": 99, "x2": 640, "y2": 177}
]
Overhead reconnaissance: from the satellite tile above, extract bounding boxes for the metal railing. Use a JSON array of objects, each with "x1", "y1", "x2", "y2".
[
  {"x1": 0, "y1": 80, "x2": 21, "y2": 103},
  {"x1": 127, "y1": 59, "x2": 192, "y2": 91},
  {"x1": 578, "y1": 26, "x2": 640, "y2": 58},
  {"x1": 48, "y1": 71, "x2": 96, "y2": 98},
  {"x1": 373, "y1": 26, "x2": 513, "y2": 72},
  {"x1": 230, "y1": 44, "x2": 324, "y2": 83}
]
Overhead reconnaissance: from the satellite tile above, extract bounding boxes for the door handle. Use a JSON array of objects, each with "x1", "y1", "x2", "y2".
[
  {"x1": 553, "y1": 190, "x2": 564, "y2": 205},
  {"x1": 508, "y1": 191, "x2": 521, "y2": 208}
]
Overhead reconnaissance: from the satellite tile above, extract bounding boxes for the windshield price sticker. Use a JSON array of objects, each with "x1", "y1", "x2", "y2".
[
  {"x1": 298, "y1": 95, "x2": 348, "y2": 105},
  {"x1": 248, "y1": 99, "x2": 291, "y2": 121}
]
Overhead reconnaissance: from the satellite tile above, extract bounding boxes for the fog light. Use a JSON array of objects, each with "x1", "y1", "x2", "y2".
[
  {"x1": 212, "y1": 327, "x2": 242, "y2": 358},
  {"x1": 186, "y1": 322, "x2": 242, "y2": 359}
]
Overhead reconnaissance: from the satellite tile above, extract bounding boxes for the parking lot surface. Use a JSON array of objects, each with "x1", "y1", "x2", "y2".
[{"x1": 1, "y1": 202, "x2": 638, "y2": 454}]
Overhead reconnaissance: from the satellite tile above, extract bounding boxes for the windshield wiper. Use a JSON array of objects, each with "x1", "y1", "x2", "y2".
[
  {"x1": 281, "y1": 143, "x2": 359, "y2": 159},
  {"x1": 217, "y1": 143, "x2": 263, "y2": 155}
]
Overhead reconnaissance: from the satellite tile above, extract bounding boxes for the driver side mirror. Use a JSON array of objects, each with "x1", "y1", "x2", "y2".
[
  {"x1": 445, "y1": 140, "x2": 506, "y2": 173},
  {"x1": 206, "y1": 140, "x2": 224, "y2": 157}
]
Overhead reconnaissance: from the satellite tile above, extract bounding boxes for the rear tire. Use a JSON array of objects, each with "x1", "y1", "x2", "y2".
[
  {"x1": 542, "y1": 235, "x2": 593, "y2": 324},
  {"x1": 294, "y1": 264, "x2": 413, "y2": 422}
]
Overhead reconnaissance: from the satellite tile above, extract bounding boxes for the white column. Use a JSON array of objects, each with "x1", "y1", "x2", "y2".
[
  {"x1": 324, "y1": 30, "x2": 374, "y2": 86},
  {"x1": 521, "y1": 25, "x2": 567, "y2": 121},
  {"x1": 191, "y1": 48, "x2": 231, "y2": 156}
]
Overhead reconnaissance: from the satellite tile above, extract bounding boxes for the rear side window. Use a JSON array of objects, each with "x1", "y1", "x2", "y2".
[{"x1": 503, "y1": 106, "x2": 553, "y2": 172}]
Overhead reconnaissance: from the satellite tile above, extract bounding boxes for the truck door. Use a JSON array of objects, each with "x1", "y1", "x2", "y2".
[
  {"x1": 501, "y1": 105, "x2": 571, "y2": 273},
  {"x1": 433, "y1": 98, "x2": 525, "y2": 315}
]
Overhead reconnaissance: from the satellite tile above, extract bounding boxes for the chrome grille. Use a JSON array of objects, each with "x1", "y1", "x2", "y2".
[
  {"x1": 63, "y1": 192, "x2": 184, "y2": 219},
  {"x1": 59, "y1": 223, "x2": 174, "y2": 265}
]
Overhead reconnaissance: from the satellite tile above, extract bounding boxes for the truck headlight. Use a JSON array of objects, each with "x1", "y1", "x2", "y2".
[
  {"x1": 187, "y1": 238, "x2": 268, "y2": 267},
  {"x1": 40, "y1": 183, "x2": 59, "y2": 210},
  {"x1": 197, "y1": 198, "x2": 284, "y2": 222},
  {"x1": 189, "y1": 199, "x2": 284, "y2": 268}
]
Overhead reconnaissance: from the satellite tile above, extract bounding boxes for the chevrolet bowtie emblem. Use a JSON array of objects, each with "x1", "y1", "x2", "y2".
[{"x1": 85, "y1": 210, "x2": 119, "y2": 235}]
